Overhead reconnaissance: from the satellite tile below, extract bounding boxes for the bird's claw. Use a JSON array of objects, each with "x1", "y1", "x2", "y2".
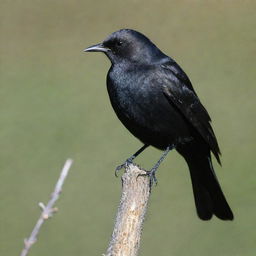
[
  {"x1": 115, "y1": 159, "x2": 133, "y2": 177},
  {"x1": 137, "y1": 168, "x2": 158, "y2": 187}
]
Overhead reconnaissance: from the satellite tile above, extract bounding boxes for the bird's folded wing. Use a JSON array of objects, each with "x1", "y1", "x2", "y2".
[{"x1": 161, "y1": 62, "x2": 221, "y2": 163}]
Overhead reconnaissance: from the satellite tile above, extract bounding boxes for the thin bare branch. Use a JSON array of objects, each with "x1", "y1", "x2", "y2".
[{"x1": 20, "y1": 159, "x2": 73, "y2": 256}]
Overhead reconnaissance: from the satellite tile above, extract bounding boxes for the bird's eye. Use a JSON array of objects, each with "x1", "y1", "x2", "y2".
[{"x1": 116, "y1": 41, "x2": 123, "y2": 47}]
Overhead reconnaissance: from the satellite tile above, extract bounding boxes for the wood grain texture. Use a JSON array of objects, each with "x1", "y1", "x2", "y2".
[{"x1": 105, "y1": 164, "x2": 151, "y2": 256}]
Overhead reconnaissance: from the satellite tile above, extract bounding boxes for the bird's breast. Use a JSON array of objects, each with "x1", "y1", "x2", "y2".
[
  {"x1": 107, "y1": 66, "x2": 158, "y2": 122},
  {"x1": 106, "y1": 65, "x2": 190, "y2": 140}
]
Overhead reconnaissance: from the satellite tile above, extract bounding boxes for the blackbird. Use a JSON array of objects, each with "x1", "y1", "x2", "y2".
[{"x1": 84, "y1": 29, "x2": 233, "y2": 220}]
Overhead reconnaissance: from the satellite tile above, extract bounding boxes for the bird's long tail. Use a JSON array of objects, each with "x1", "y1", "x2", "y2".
[{"x1": 183, "y1": 153, "x2": 234, "y2": 220}]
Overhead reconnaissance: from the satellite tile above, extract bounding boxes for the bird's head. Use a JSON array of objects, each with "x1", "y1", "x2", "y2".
[{"x1": 84, "y1": 29, "x2": 166, "y2": 65}]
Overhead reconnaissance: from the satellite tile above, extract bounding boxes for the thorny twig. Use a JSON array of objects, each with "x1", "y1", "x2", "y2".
[{"x1": 20, "y1": 159, "x2": 73, "y2": 256}]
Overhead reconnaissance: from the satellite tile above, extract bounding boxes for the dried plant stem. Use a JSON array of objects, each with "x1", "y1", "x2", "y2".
[
  {"x1": 20, "y1": 159, "x2": 73, "y2": 256},
  {"x1": 105, "y1": 164, "x2": 151, "y2": 256}
]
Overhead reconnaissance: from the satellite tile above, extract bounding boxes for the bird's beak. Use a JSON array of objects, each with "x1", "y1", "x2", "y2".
[{"x1": 83, "y1": 43, "x2": 109, "y2": 53}]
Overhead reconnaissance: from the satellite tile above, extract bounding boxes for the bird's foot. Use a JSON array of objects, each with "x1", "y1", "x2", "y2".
[
  {"x1": 138, "y1": 167, "x2": 158, "y2": 187},
  {"x1": 137, "y1": 144, "x2": 172, "y2": 186},
  {"x1": 115, "y1": 158, "x2": 134, "y2": 177}
]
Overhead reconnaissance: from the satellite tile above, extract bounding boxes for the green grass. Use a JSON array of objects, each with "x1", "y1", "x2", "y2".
[{"x1": 0, "y1": 1, "x2": 255, "y2": 255}]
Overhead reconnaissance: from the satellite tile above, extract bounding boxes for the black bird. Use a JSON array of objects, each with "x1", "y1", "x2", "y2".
[{"x1": 84, "y1": 29, "x2": 233, "y2": 221}]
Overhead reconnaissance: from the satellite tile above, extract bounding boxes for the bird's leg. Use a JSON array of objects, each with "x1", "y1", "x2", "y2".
[
  {"x1": 140, "y1": 145, "x2": 174, "y2": 187},
  {"x1": 115, "y1": 144, "x2": 149, "y2": 177}
]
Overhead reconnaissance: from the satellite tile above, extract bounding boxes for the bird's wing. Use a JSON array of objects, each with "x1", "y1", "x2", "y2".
[{"x1": 160, "y1": 61, "x2": 221, "y2": 163}]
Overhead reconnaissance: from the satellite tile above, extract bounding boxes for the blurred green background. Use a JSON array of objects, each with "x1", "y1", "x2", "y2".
[{"x1": 0, "y1": 0, "x2": 255, "y2": 255}]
